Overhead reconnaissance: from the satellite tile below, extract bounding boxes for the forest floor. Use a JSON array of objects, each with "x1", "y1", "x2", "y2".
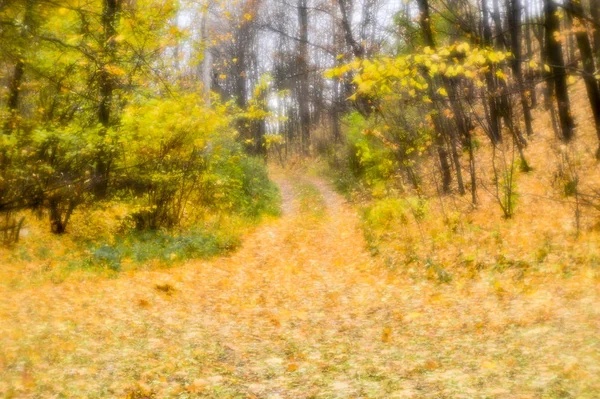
[{"x1": 1, "y1": 168, "x2": 600, "y2": 398}]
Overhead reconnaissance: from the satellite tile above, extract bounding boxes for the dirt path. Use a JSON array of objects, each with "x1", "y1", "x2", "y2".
[{"x1": 1, "y1": 171, "x2": 599, "y2": 398}]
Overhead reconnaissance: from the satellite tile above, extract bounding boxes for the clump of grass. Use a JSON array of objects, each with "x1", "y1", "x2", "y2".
[
  {"x1": 85, "y1": 227, "x2": 241, "y2": 272},
  {"x1": 293, "y1": 180, "x2": 326, "y2": 216}
]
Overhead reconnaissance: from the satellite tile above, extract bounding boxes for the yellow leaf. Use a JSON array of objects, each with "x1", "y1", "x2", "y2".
[
  {"x1": 482, "y1": 361, "x2": 497, "y2": 369},
  {"x1": 381, "y1": 327, "x2": 392, "y2": 342},
  {"x1": 424, "y1": 360, "x2": 440, "y2": 370},
  {"x1": 105, "y1": 64, "x2": 126, "y2": 76},
  {"x1": 438, "y1": 88, "x2": 448, "y2": 97},
  {"x1": 456, "y1": 42, "x2": 470, "y2": 53},
  {"x1": 405, "y1": 312, "x2": 423, "y2": 321}
]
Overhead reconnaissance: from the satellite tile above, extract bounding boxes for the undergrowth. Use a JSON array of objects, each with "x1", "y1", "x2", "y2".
[
  {"x1": 315, "y1": 108, "x2": 600, "y2": 284},
  {"x1": 0, "y1": 158, "x2": 281, "y2": 288}
]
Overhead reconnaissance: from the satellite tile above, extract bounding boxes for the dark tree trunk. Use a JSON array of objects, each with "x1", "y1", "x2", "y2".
[
  {"x1": 492, "y1": 0, "x2": 507, "y2": 50},
  {"x1": 332, "y1": 78, "x2": 341, "y2": 143},
  {"x1": 3, "y1": 61, "x2": 25, "y2": 134},
  {"x1": 95, "y1": 0, "x2": 120, "y2": 198},
  {"x1": 338, "y1": 0, "x2": 364, "y2": 58},
  {"x1": 544, "y1": 0, "x2": 575, "y2": 142},
  {"x1": 234, "y1": 28, "x2": 248, "y2": 109},
  {"x1": 507, "y1": 0, "x2": 534, "y2": 136},
  {"x1": 591, "y1": 0, "x2": 600, "y2": 63},
  {"x1": 417, "y1": 0, "x2": 454, "y2": 193},
  {"x1": 566, "y1": 0, "x2": 600, "y2": 157},
  {"x1": 49, "y1": 198, "x2": 75, "y2": 235},
  {"x1": 3, "y1": 0, "x2": 35, "y2": 134},
  {"x1": 481, "y1": 0, "x2": 502, "y2": 143},
  {"x1": 563, "y1": 12, "x2": 576, "y2": 66},
  {"x1": 524, "y1": 0, "x2": 537, "y2": 107},
  {"x1": 298, "y1": 0, "x2": 311, "y2": 154},
  {"x1": 435, "y1": 131, "x2": 453, "y2": 193}
]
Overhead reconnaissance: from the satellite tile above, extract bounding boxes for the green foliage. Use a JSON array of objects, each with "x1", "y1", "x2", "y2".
[
  {"x1": 328, "y1": 112, "x2": 396, "y2": 195},
  {"x1": 362, "y1": 198, "x2": 409, "y2": 229},
  {"x1": 360, "y1": 196, "x2": 428, "y2": 256},
  {"x1": 235, "y1": 157, "x2": 281, "y2": 218},
  {"x1": 118, "y1": 93, "x2": 237, "y2": 229},
  {"x1": 425, "y1": 257, "x2": 453, "y2": 284},
  {"x1": 88, "y1": 227, "x2": 241, "y2": 271},
  {"x1": 492, "y1": 156, "x2": 519, "y2": 219},
  {"x1": 326, "y1": 42, "x2": 513, "y2": 102}
]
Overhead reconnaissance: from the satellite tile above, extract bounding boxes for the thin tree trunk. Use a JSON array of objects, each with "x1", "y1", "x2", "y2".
[
  {"x1": 507, "y1": 0, "x2": 534, "y2": 136},
  {"x1": 525, "y1": 0, "x2": 537, "y2": 107},
  {"x1": 492, "y1": 0, "x2": 507, "y2": 49},
  {"x1": 337, "y1": 0, "x2": 364, "y2": 58},
  {"x1": 200, "y1": 1, "x2": 212, "y2": 104},
  {"x1": 566, "y1": 0, "x2": 600, "y2": 157},
  {"x1": 3, "y1": 0, "x2": 35, "y2": 134},
  {"x1": 3, "y1": 61, "x2": 25, "y2": 134},
  {"x1": 95, "y1": 0, "x2": 120, "y2": 198},
  {"x1": 298, "y1": 0, "x2": 311, "y2": 154},
  {"x1": 544, "y1": 0, "x2": 575, "y2": 141},
  {"x1": 591, "y1": 0, "x2": 600, "y2": 63},
  {"x1": 417, "y1": 0, "x2": 453, "y2": 193},
  {"x1": 482, "y1": 0, "x2": 502, "y2": 144}
]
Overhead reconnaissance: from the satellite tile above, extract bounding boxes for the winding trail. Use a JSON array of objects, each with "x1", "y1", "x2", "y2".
[{"x1": 1, "y1": 170, "x2": 599, "y2": 398}]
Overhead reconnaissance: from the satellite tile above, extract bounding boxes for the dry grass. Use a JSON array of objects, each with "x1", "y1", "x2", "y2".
[
  {"x1": 1, "y1": 82, "x2": 600, "y2": 398},
  {"x1": 351, "y1": 80, "x2": 600, "y2": 282},
  {"x1": 1, "y1": 165, "x2": 599, "y2": 398}
]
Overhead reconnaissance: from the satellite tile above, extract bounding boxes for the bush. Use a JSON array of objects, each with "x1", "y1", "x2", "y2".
[
  {"x1": 118, "y1": 94, "x2": 279, "y2": 230},
  {"x1": 88, "y1": 228, "x2": 241, "y2": 270}
]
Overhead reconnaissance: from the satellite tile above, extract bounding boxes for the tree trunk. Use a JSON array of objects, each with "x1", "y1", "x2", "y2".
[
  {"x1": 591, "y1": 0, "x2": 600, "y2": 63},
  {"x1": 3, "y1": 61, "x2": 25, "y2": 134},
  {"x1": 481, "y1": 0, "x2": 502, "y2": 144},
  {"x1": 199, "y1": 1, "x2": 212, "y2": 103},
  {"x1": 525, "y1": 0, "x2": 537, "y2": 107},
  {"x1": 3, "y1": 0, "x2": 35, "y2": 134},
  {"x1": 417, "y1": 0, "x2": 454, "y2": 193},
  {"x1": 567, "y1": 0, "x2": 600, "y2": 157},
  {"x1": 544, "y1": 0, "x2": 574, "y2": 142},
  {"x1": 507, "y1": 0, "x2": 534, "y2": 136},
  {"x1": 337, "y1": 0, "x2": 364, "y2": 58},
  {"x1": 95, "y1": 0, "x2": 120, "y2": 198},
  {"x1": 492, "y1": 0, "x2": 507, "y2": 50},
  {"x1": 298, "y1": 0, "x2": 311, "y2": 154}
]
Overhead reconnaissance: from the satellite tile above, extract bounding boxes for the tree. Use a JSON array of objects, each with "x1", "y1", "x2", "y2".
[
  {"x1": 297, "y1": 0, "x2": 310, "y2": 154},
  {"x1": 544, "y1": 0, "x2": 574, "y2": 142},
  {"x1": 565, "y1": 0, "x2": 600, "y2": 157}
]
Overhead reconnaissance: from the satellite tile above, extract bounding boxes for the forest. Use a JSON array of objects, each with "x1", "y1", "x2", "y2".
[{"x1": 1, "y1": 0, "x2": 600, "y2": 397}]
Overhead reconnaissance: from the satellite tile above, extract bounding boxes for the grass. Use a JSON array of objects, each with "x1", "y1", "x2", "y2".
[
  {"x1": 2, "y1": 84, "x2": 600, "y2": 397},
  {"x1": 1, "y1": 170, "x2": 600, "y2": 398},
  {"x1": 0, "y1": 187, "x2": 280, "y2": 289},
  {"x1": 292, "y1": 180, "x2": 326, "y2": 216}
]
